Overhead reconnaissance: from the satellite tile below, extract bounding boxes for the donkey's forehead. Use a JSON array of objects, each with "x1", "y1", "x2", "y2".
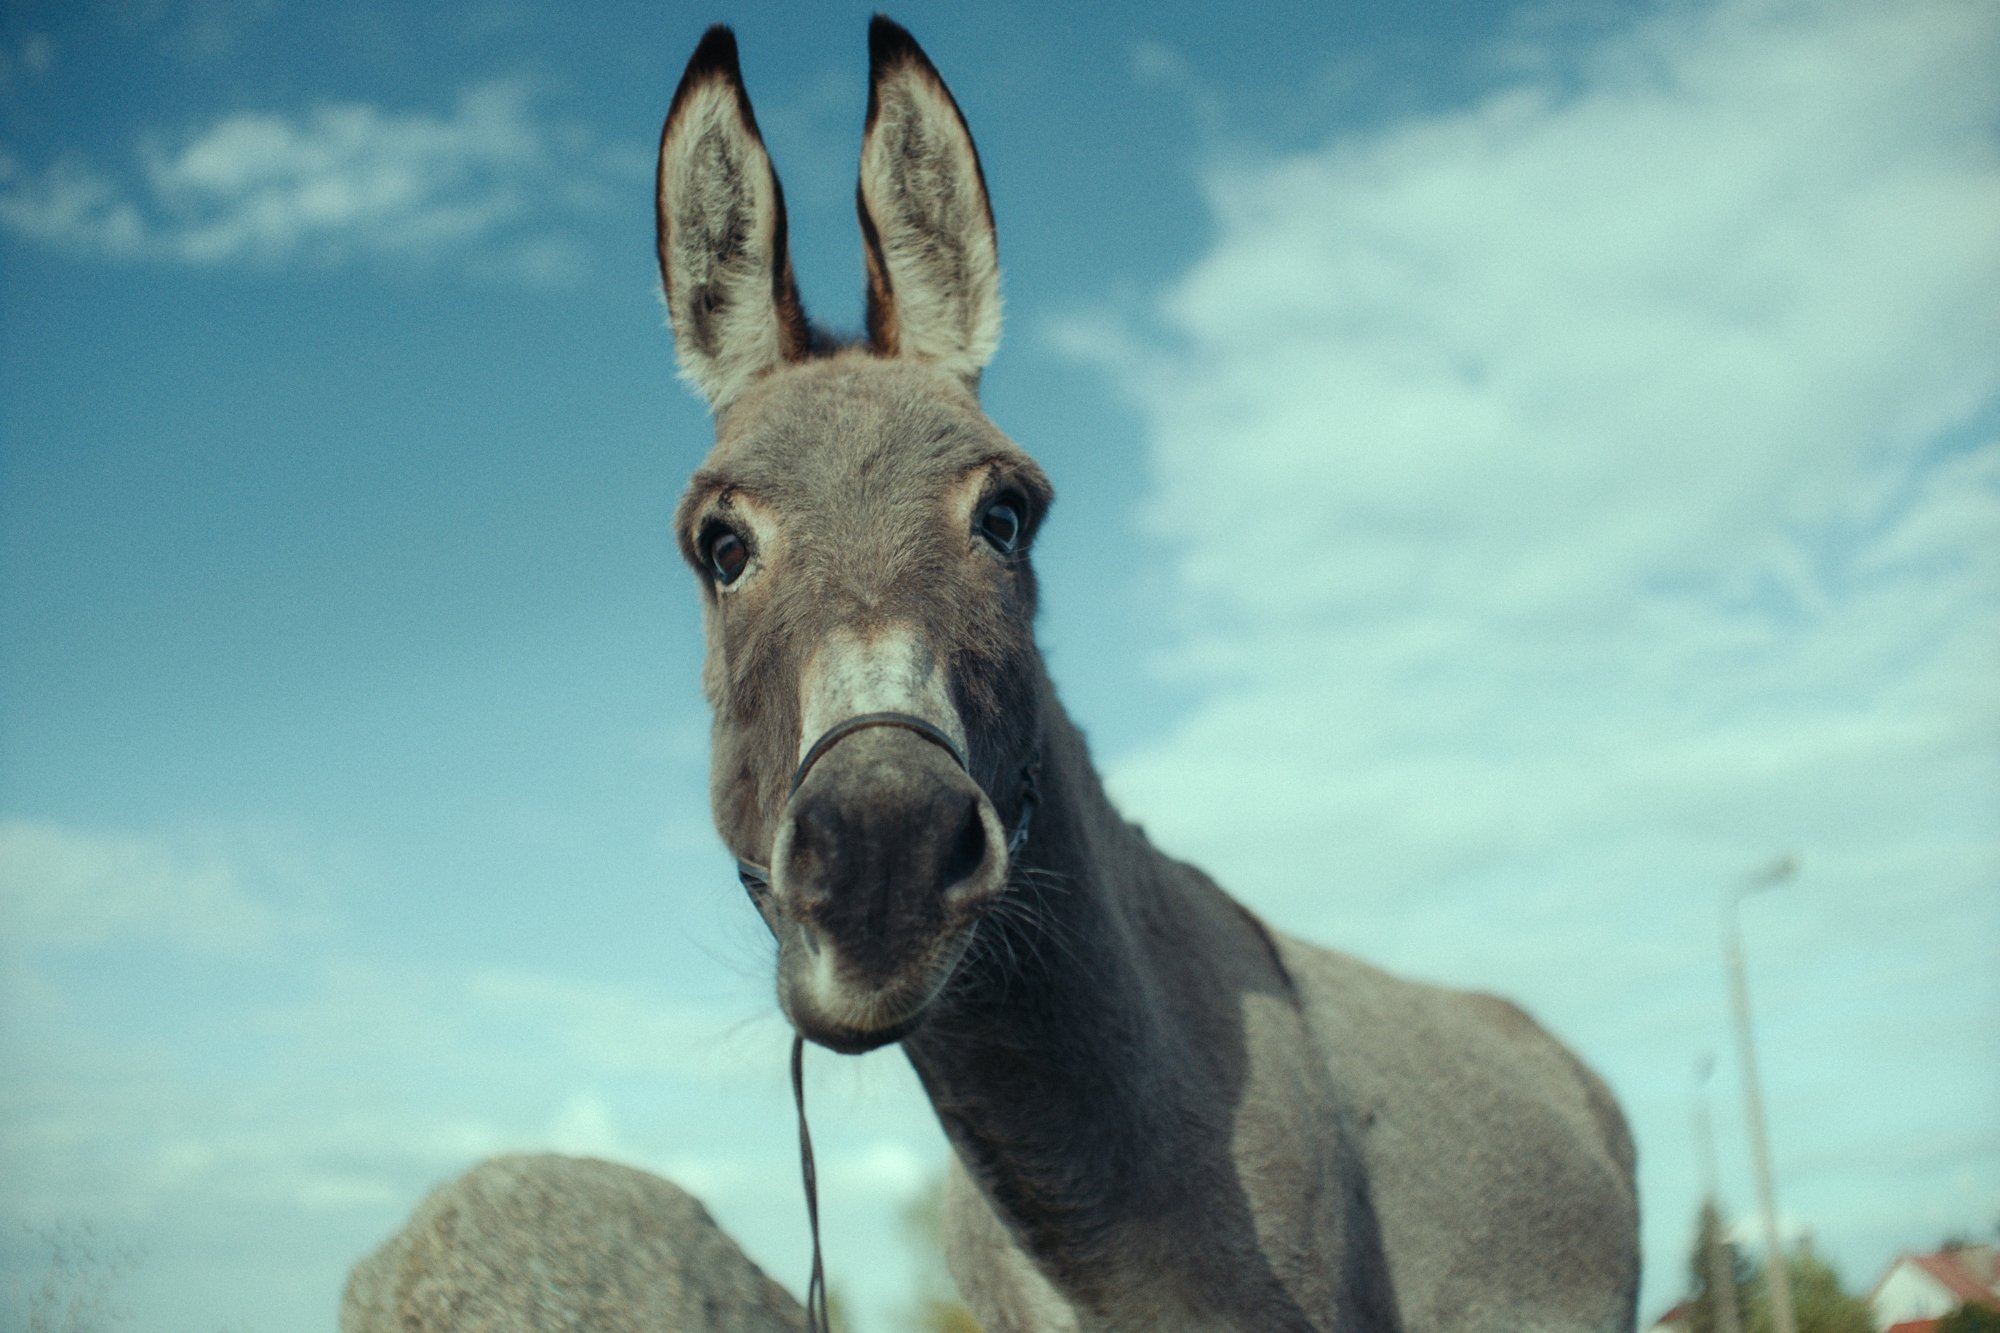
[{"x1": 694, "y1": 355, "x2": 1030, "y2": 495}]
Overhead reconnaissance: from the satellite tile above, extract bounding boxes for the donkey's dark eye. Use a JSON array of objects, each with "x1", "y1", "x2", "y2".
[
  {"x1": 979, "y1": 496, "x2": 1025, "y2": 554},
  {"x1": 703, "y1": 527, "x2": 749, "y2": 585}
]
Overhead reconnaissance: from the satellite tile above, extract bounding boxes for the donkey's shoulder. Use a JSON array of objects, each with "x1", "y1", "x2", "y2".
[{"x1": 1269, "y1": 932, "x2": 1641, "y2": 1331}]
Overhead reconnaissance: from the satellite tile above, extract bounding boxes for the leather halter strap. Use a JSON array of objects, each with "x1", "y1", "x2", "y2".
[
  {"x1": 733, "y1": 710, "x2": 1038, "y2": 907},
  {"x1": 792, "y1": 710, "x2": 967, "y2": 795}
]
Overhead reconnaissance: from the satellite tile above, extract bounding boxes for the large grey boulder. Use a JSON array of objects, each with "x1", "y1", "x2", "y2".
[{"x1": 341, "y1": 1153, "x2": 806, "y2": 1332}]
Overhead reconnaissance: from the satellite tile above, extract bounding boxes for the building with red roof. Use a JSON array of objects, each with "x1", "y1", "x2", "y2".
[{"x1": 1868, "y1": 1245, "x2": 2000, "y2": 1332}]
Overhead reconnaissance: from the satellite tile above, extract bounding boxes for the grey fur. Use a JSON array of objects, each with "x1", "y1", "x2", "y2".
[
  {"x1": 656, "y1": 21, "x2": 1640, "y2": 1332},
  {"x1": 858, "y1": 28, "x2": 1002, "y2": 383}
]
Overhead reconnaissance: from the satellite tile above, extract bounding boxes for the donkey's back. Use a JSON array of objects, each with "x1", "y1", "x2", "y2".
[{"x1": 1278, "y1": 934, "x2": 1640, "y2": 1330}]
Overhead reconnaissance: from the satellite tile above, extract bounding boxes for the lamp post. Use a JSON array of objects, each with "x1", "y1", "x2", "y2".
[
  {"x1": 1725, "y1": 855, "x2": 1798, "y2": 1333},
  {"x1": 1693, "y1": 1055, "x2": 1745, "y2": 1333}
]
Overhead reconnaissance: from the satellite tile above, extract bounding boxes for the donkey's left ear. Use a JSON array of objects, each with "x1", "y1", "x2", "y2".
[{"x1": 858, "y1": 17, "x2": 1001, "y2": 389}]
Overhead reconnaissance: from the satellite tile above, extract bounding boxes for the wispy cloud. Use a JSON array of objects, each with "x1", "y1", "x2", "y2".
[
  {"x1": 2, "y1": 928, "x2": 933, "y2": 1331},
  {"x1": 463, "y1": 966, "x2": 792, "y2": 1086},
  {"x1": 0, "y1": 31, "x2": 55, "y2": 92},
  {"x1": 0, "y1": 818, "x2": 295, "y2": 955},
  {"x1": 0, "y1": 816, "x2": 936, "y2": 1328},
  {"x1": 0, "y1": 80, "x2": 640, "y2": 280},
  {"x1": 1060, "y1": 0, "x2": 1999, "y2": 1310}
]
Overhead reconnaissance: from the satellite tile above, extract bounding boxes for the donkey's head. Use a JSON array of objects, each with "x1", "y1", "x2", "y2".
[{"x1": 658, "y1": 20, "x2": 1051, "y2": 1053}]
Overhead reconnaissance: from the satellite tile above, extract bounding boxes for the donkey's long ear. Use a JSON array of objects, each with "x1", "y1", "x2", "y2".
[
  {"x1": 657, "y1": 26, "x2": 810, "y2": 415},
  {"x1": 858, "y1": 17, "x2": 1001, "y2": 387}
]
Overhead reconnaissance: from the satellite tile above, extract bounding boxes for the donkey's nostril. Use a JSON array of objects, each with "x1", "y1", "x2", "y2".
[
  {"x1": 782, "y1": 800, "x2": 847, "y2": 915},
  {"x1": 940, "y1": 795, "x2": 987, "y2": 891},
  {"x1": 774, "y1": 734, "x2": 1002, "y2": 945}
]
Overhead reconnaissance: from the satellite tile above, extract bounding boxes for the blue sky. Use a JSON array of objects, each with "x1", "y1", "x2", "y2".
[{"x1": 2, "y1": 0, "x2": 1996, "y2": 1329}]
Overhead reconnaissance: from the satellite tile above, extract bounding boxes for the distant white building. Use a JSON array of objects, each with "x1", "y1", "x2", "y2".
[{"x1": 1868, "y1": 1244, "x2": 2000, "y2": 1333}]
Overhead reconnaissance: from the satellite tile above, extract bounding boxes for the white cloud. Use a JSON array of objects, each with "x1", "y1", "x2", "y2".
[
  {"x1": 1091, "y1": 2, "x2": 1999, "y2": 633},
  {"x1": 823, "y1": 1138, "x2": 930, "y2": 1201},
  {"x1": 0, "y1": 929, "x2": 844, "y2": 1325},
  {"x1": 464, "y1": 965, "x2": 792, "y2": 1086},
  {"x1": 0, "y1": 818, "x2": 289, "y2": 955},
  {"x1": 1058, "y1": 0, "x2": 1999, "y2": 1313},
  {"x1": 0, "y1": 80, "x2": 635, "y2": 279},
  {"x1": 0, "y1": 32, "x2": 55, "y2": 95},
  {"x1": 546, "y1": 1089, "x2": 627, "y2": 1158},
  {"x1": 0, "y1": 152, "x2": 148, "y2": 258}
]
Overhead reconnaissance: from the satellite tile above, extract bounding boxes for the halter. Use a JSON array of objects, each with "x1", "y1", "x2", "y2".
[
  {"x1": 729, "y1": 710, "x2": 1040, "y2": 1333},
  {"x1": 732, "y1": 710, "x2": 1040, "y2": 907}
]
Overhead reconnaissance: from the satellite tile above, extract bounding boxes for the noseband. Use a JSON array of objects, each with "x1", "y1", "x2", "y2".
[
  {"x1": 732, "y1": 710, "x2": 1040, "y2": 911},
  {"x1": 725, "y1": 710, "x2": 1041, "y2": 1333}
]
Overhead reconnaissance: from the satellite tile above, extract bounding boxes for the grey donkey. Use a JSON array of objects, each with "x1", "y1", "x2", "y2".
[{"x1": 655, "y1": 18, "x2": 1640, "y2": 1332}]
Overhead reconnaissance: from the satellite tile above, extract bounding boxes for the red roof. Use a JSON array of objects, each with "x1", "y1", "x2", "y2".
[
  {"x1": 1645, "y1": 1299, "x2": 1692, "y2": 1331},
  {"x1": 1913, "y1": 1250, "x2": 2000, "y2": 1308},
  {"x1": 1884, "y1": 1320, "x2": 1942, "y2": 1333}
]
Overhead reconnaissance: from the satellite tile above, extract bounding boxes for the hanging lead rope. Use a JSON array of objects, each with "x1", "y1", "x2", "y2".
[{"x1": 792, "y1": 1033, "x2": 829, "y2": 1333}]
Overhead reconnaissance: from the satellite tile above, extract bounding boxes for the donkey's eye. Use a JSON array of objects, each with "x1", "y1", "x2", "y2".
[
  {"x1": 703, "y1": 526, "x2": 750, "y2": 585},
  {"x1": 978, "y1": 495, "x2": 1025, "y2": 554}
]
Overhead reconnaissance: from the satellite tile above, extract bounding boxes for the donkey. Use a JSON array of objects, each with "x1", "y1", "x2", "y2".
[{"x1": 655, "y1": 19, "x2": 1639, "y2": 1332}]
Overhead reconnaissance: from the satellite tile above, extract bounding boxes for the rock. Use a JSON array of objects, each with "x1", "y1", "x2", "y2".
[{"x1": 341, "y1": 1153, "x2": 806, "y2": 1332}]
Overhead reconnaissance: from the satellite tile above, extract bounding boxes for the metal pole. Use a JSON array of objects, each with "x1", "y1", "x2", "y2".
[
  {"x1": 1725, "y1": 856, "x2": 1798, "y2": 1333},
  {"x1": 1694, "y1": 1056, "x2": 1744, "y2": 1333}
]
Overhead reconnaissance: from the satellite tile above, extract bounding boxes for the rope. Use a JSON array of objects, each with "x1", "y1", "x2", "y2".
[{"x1": 792, "y1": 1033, "x2": 829, "y2": 1332}]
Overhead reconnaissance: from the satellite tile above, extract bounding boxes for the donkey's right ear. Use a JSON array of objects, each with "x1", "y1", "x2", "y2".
[{"x1": 657, "y1": 26, "x2": 810, "y2": 415}]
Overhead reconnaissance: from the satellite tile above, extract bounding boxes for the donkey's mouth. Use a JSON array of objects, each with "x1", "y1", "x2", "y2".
[
  {"x1": 776, "y1": 922, "x2": 975, "y2": 1055},
  {"x1": 797, "y1": 1008, "x2": 927, "y2": 1056}
]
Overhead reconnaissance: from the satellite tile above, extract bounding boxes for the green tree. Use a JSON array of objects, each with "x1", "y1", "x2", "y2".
[
  {"x1": 822, "y1": 1285, "x2": 855, "y2": 1333},
  {"x1": 1937, "y1": 1306, "x2": 2000, "y2": 1333},
  {"x1": 900, "y1": 1176, "x2": 983, "y2": 1333},
  {"x1": 1742, "y1": 1245, "x2": 1870, "y2": 1333},
  {"x1": 1684, "y1": 1199, "x2": 1752, "y2": 1333}
]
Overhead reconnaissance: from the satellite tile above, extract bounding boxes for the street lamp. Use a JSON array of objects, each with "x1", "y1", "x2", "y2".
[
  {"x1": 1725, "y1": 855, "x2": 1799, "y2": 1333},
  {"x1": 1693, "y1": 1055, "x2": 1745, "y2": 1333}
]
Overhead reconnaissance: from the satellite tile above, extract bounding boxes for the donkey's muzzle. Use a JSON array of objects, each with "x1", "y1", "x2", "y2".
[{"x1": 767, "y1": 723, "x2": 1008, "y2": 1050}]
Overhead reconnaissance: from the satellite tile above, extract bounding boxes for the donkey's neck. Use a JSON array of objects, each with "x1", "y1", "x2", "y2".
[{"x1": 902, "y1": 677, "x2": 1311, "y2": 1313}]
